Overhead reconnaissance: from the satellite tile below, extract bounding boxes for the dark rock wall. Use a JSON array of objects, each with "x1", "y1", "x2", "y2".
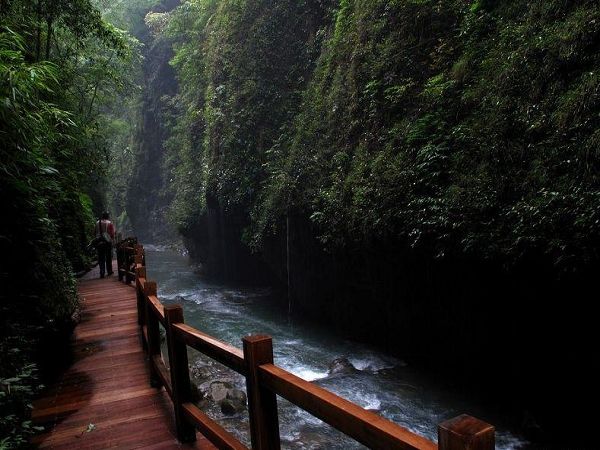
[{"x1": 127, "y1": 1, "x2": 179, "y2": 243}]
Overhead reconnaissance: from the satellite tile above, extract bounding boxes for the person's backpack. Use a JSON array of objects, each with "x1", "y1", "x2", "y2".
[
  {"x1": 101, "y1": 229, "x2": 111, "y2": 243},
  {"x1": 97, "y1": 219, "x2": 111, "y2": 246}
]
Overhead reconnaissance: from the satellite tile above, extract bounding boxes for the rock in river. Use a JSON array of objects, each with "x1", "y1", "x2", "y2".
[
  {"x1": 328, "y1": 357, "x2": 358, "y2": 376},
  {"x1": 220, "y1": 389, "x2": 247, "y2": 415}
]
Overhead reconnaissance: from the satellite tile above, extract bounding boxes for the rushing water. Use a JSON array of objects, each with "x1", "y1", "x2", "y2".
[{"x1": 145, "y1": 246, "x2": 527, "y2": 449}]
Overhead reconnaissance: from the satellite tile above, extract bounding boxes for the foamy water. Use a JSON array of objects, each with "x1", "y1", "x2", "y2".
[{"x1": 287, "y1": 367, "x2": 329, "y2": 382}]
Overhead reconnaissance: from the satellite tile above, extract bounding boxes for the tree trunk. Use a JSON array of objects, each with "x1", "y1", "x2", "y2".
[
  {"x1": 45, "y1": 16, "x2": 52, "y2": 60},
  {"x1": 35, "y1": 0, "x2": 42, "y2": 61}
]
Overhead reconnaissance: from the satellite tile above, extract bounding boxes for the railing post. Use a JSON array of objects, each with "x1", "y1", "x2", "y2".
[
  {"x1": 134, "y1": 254, "x2": 143, "y2": 284},
  {"x1": 144, "y1": 280, "x2": 162, "y2": 388},
  {"x1": 133, "y1": 244, "x2": 146, "y2": 267},
  {"x1": 243, "y1": 335, "x2": 281, "y2": 450},
  {"x1": 438, "y1": 414, "x2": 494, "y2": 450},
  {"x1": 133, "y1": 244, "x2": 146, "y2": 266},
  {"x1": 117, "y1": 242, "x2": 123, "y2": 281},
  {"x1": 164, "y1": 305, "x2": 196, "y2": 443},
  {"x1": 135, "y1": 265, "x2": 147, "y2": 327}
]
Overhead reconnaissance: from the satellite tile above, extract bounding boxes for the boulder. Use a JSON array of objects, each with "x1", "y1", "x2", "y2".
[
  {"x1": 220, "y1": 389, "x2": 247, "y2": 415},
  {"x1": 328, "y1": 357, "x2": 358, "y2": 376},
  {"x1": 227, "y1": 388, "x2": 247, "y2": 405},
  {"x1": 220, "y1": 399, "x2": 237, "y2": 415},
  {"x1": 210, "y1": 381, "x2": 232, "y2": 402},
  {"x1": 197, "y1": 381, "x2": 212, "y2": 399},
  {"x1": 190, "y1": 381, "x2": 201, "y2": 403},
  {"x1": 190, "y1": 364, "x2": 213, "y2": 380}
]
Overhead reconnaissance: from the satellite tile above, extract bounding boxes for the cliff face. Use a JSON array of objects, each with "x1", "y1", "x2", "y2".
[
  {"x1": 169, "y1": 0, "x2": 599, "y2": 330},
  {"x1": 165, "y1": 0, "x2": 333, "y2": 280},
  {"x1": 126, "y1": 0, "x2": 180, "y2": 243}
]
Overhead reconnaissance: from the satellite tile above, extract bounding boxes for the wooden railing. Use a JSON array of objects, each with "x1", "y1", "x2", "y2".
[
  {"x1": 119, "y1": 243, "x2": 495, "y2": 450},
  {"x1": 116, "y1": 237, "x2": 140, "y2": 283}
]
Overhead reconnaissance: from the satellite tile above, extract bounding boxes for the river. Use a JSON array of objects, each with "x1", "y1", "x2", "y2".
[{"x1": 145, "y1": 246, "x2": 527, "y2": 449}]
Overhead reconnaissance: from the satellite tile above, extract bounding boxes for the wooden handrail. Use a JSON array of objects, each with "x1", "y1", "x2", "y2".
[
  {"x1": 258, "y1": 363, "x2": 436, "y2": 450},
  {"x1": 182, "y1": 403, "x2": 249, "y2": 450},
  {"x1": 173, "y1": 323, "x2": 247, "y2": 375},
  {"x1": 147, "y1": 295, "x2": 166, "y2": 325},
  {"x1": 127, "y1": 243, "x2": 495, "y2": 450},
  {"x1": 116, "y1": 238, "x2": 141, "y2": 284}
]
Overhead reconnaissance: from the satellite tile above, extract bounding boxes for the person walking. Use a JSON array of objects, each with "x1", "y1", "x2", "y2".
[{"x1": 94, "y1": 212, "x2": 115, "y2": 278}]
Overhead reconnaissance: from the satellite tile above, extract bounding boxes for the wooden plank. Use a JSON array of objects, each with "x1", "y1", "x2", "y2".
[
  {"x1": 31, "y1": 276, "x2": 215, "y2": 450},
  {"x1": 258, "y1": 363, "x2": 437, "y2": 450}
]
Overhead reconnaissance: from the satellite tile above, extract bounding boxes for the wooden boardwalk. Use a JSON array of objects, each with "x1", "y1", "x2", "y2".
[
  {"x1": 29, "y1": 247, "x2": 494, "y2": 450},
  {"x1": 31, "y1": 267, "x2": 214, "y2": 449}
]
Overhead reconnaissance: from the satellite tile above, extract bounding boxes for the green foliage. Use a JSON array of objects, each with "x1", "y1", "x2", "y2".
[
  {"x1": 0, "y1": 362, "x2": 43, "y2": 449},
  {"x1": 248, "y1": 0, "x2": 599, "y2": 269},
  {"x1": 112, "y1": 0, "x2": 598, "y2": 275},
  {"x1": 0, "y1": 25, "x2": 74, "y2": 448},
  {"x1": 95, "y1": 0, "x2": 160, "y2": 39},
  {"x1": 120, "y1": 0, "x2": 599, "y2": 272},
  {"x1": 161, "y1": 0, "x2": 218, "y2": 234},
  {"x1": 160, "y1": 0, "x2": 332, "y2": 242},
  {"x1": 1, "y1": 1, "x2": 136, "y2": 446}
]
